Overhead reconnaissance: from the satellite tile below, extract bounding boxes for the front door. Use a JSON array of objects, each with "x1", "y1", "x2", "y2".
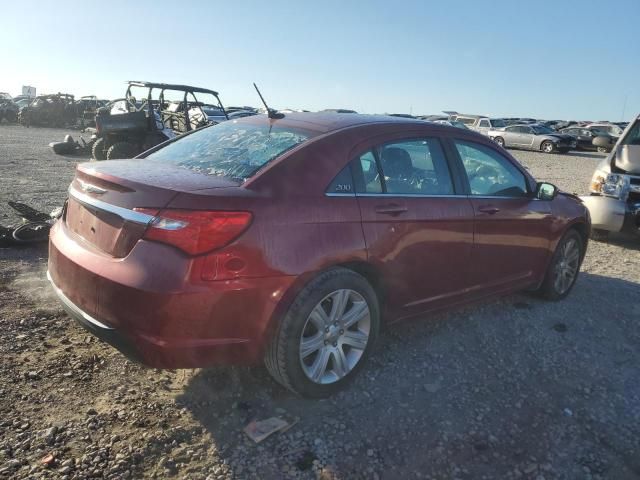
[
  {"x1": 352, "y1": 138, "x2": 475, "y2": 317},
  {"x1": 451, "y1": 139, "x2": 553, "y2": 294}
]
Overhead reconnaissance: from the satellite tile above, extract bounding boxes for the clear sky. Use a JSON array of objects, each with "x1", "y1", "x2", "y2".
[{"x1": 2, "y1": 0, "x2": 638, "y2": 120}]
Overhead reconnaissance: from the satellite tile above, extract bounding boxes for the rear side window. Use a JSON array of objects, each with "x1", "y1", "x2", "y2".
[
  {"x1": 326, "y1": 165, "x2": 354, "y2": 194},
  {"x1": 377, "y1": 139, "x2": 453, "y2": 195},
  {"x1": 352, "y1": 151, "x2": 383, "y2": 193},
  {"x1": 147, "y1": 121, "x2": 311, "y2": 181},
  {"x1": 478, "y1": 119, "x2": 490, "y2": 128}
]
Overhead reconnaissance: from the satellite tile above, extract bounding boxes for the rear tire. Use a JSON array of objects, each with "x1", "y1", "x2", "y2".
[
  {"x1": 541, "y1": 141, "x2": 555, "y2": 154},
  {"x1": 265, "y1": 268, "x2": 380, "y2": 398},
  {"x1": 536, "y1": 229, "x2": 583, "y2": 300},
  {"x1": 92, "y1": 137, "x2": 108, "y2": 160},
  {"x1": 106, "y1": 141, "x2": 137, "y2": 160}
]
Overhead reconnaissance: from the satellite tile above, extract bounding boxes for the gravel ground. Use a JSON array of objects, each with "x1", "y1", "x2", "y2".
[{"x1": 1, "y1": 124, "x2": 639, "y2": 480}]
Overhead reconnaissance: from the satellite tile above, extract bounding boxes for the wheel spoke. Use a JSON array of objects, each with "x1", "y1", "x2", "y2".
[
  {"x1": 329, "y1": 290, "x2": 350, "y2": 323},
  {"x1": 342, "y1": 330, "x2": 369, "y2": 350},
  {"x1": 309, "y1": 347, "x2": 331, "y2": 383},
  {"x1": 309, "y1": 304, "x2": 329, "y2": 330},
  {"x1": 300, "y1": 334, "x2": 324, "y2": 359},
  {"x1": 331, "y1": 347, "x2": 349, "y2": 379},
  {"x1": 566, "y1": 248, "x2": 579, "y2": 264},
  {"x1": 341, "y1": 300, "x2": 369, "y2": 328}
]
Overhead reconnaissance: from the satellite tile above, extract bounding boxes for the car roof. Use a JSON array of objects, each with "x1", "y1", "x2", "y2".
[{"x1": 232, "y1": 112, "x2": 430, "y2": 135}]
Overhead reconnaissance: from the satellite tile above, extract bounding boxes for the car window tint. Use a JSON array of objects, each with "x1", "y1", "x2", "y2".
[
  {"x1": 326, "y1": 164, "x2": 354, "y2": 194},
  {"x1": 377, "y1": 139, "x2": 454, "y2": 195},
  {"x1": 454, "y1": 140, "x2": 528, "y2": 197},
  {"x1": 352, "y1": 150, "x2": 382, "y2": 193}
]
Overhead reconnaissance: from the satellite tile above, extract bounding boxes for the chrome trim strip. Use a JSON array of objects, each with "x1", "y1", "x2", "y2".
[
  {"x1": 68, "y1": 187, "x2": 155, "y2": 225},
  {"x1": 355, "y1": 193, "x2": 464, "y2": 198},
  {"x1": 326, "y1": 191, "x2": 532, "y2": 200},
  {"x1": 47, "y1": 271, "x2": 114, "y2": 330}
]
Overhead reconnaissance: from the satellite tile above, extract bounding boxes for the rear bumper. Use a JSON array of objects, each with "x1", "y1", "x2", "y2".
[
  {"x1": 48, "y1": 271, "x2": 144, "y2": 364},
  {"x1": 580, "y1": 194, "x2": 640, "y2": 234},
  {"x1": 48, "y1": 221, "x2": 296, "y2": 368}
]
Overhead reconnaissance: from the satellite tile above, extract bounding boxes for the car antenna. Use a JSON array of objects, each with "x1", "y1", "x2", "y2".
[{"x1": 253, "y1": 83, "x2": 284, "y2": 119}]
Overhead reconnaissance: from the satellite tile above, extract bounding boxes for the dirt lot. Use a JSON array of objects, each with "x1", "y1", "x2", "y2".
[{"x1": 1, "y1": 124, "x2": 639, "y2": 480}]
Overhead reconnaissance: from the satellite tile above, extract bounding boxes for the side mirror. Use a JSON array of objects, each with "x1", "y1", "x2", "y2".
[
  {"x1": 536, "y1": 182, "x2": 557, "y2": 200},
  {"x1": 593, "y1": 135, "x2": 611, "y2": 148}
]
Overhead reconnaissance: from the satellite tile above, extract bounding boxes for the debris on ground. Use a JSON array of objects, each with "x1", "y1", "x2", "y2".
[{"x1": 244, "y1": 417, "x2": 290, "y2": 443}]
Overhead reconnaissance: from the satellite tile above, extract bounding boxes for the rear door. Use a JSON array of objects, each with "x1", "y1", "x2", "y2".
[
  {"x1": 352, "y1": 136, "x2": 475, "y2": 317},
  {"x1": 450, "y1": 139, "x2": 552, "y2": 294}
]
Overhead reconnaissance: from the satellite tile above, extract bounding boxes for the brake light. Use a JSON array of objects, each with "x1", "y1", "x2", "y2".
[{"x1": 135, "y1": 209, "x2": 252, "y2": 255}]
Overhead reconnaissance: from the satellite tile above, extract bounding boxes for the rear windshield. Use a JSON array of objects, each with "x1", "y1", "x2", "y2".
[{"x1": 146, "y1": 121, "x2": 311, "y2": 181}]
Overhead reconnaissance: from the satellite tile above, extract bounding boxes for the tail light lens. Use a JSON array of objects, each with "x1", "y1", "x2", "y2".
[{"x1": 135, "y1": 209, "x2": 252, "y2": 255}]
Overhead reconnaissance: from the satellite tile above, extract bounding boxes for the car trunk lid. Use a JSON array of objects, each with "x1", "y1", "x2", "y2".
[{"x1": 65, "y1": 159, "x2": 240, "y2": 257}]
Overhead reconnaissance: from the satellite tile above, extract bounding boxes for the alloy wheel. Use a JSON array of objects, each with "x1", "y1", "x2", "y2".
[
  {"x1": 543, "y1": 142, "x2": 554, "y2": 153},
  {"x1": 299, "y1": 289, "x2": 371, "y2": 384},
  {"x1": 553, "y1": 238, "x2": 580, "y2": 294}
]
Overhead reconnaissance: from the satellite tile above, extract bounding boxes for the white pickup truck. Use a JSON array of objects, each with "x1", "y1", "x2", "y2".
[
  {"x1": 580, "y1": 115, "x2": 640, "y2": 240},
  {"x1": 445, "y1": 112, "x2": 507, "y2": 136}
]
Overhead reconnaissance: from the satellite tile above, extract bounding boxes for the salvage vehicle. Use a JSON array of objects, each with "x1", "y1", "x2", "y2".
[
  {"x1": 586, "y1": 122, "x2": 624, "y2": 138},
  {"x1": 559, "y1": 126, "x2": 616, "y2": 153},
  {"x1": 92, "y1": 81, "x2": 227, "y2": 160},
  {"x1": 48, "y1": 113, "x2": 590, "y2": 398},
  {"x1": 580, "y1": 116, "x2": 640, "y2": 241},
  {"x1": 489, "y1": 124, "x2": 576, "y2": 153},
  {"x1": 18, "y1": 93, "x2": 76, "y2": 127},
  {"x1": 76, "y1": 96, "x2": 109, "y2": 127},
  {"x1": 0, "y1": 93, "x2": 19, "y2": 122},
  {"x1": 445, "y1": 112, "x2": 506, "y2": 136}
]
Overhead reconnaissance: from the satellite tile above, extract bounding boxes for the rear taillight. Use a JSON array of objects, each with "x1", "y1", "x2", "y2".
[{"x1": 135, "y1": 209, "x2": 252, "y2": 255}]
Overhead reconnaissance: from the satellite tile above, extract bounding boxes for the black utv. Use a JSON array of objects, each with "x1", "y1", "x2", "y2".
[
  {"x1": 18, "y1": 93, "x2": 77, "y2": 127},
  {"x1": 92, "y1": 81, "x2": 227, "y2": 160}
]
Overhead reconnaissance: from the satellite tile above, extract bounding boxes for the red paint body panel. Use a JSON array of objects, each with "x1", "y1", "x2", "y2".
[{"x1": 47, "y1": 113, "x2": 590, "y2": 369}]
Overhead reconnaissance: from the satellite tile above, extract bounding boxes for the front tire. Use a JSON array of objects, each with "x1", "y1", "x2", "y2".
[
  {"x1": 92, "y1": 137, "x2": 108, "y2": 160},
  {"x1": 536, "y1": 229, "x2": 583, "y2": 300},
  {"x1": 265, "y1": 268, "x2": 380, "y2": 398},
  {"x1": 541, "y1": 141, "x2": 555, "y2": 154},
  {"x1": 494, "y1": 137, "x2": 505, "y2": 148},
  {"x1": 596, "y1": 146, "x2": 608, "y2": 154},
  {"x1": 106, "y1": 141, "x2": 138, "y2": 160}
]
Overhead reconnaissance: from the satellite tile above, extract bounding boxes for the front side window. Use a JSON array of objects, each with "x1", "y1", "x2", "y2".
[
  {"x1": 147, "y1": 121, "x2": 311, "y2": 181},
  {"x1": 454, "y1": 140, "x2": 528, "y2": 197},
  {"x1": 377, "y1": 139, "x2": 454, "y2": 195}
]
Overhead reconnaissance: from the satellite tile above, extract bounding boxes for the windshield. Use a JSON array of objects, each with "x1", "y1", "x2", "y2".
[
  {"x1": 531, "y1": 125, "x2": 555, "y2": 134},
  {"x1": 146, "y1": 121, "x2": 311, "y2": 181},
  {"x1": 620, "y1": 120, "x2": 640, "y2": 146}
]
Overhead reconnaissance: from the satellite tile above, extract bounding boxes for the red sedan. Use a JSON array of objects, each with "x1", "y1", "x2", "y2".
[{"x1": 48, "y1": 113, "x2": 590, "y2": 397}]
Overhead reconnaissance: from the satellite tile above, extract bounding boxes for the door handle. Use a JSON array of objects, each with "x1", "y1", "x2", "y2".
[
  {"x1": 478, "y1": 206, "x2": 500, "y2": 215},
  {"x1": 375, "y1": 204, "x2": 408, "y2": 216}
]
